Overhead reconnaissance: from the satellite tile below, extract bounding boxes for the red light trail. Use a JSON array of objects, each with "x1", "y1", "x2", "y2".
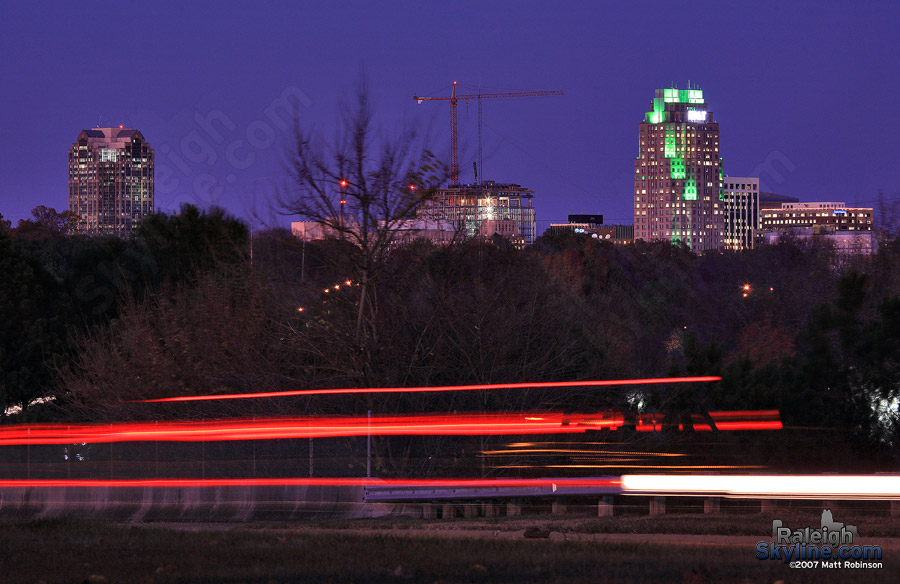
[
  {"x1": 706, "y1": 410, "x2": 783, "y2": 431},
  {"x1": 0, "y1": 409, "x2": 779, "y2": 447},
  {"x1": 0, "y1": 477, "x2": 622, "y2": 489},
  {"x1": 132, "y1": 376, "x2": 722, "y2": 403},
  {"x1": 2, "y1": 474, "x2": 898, "y2": 500},
  {"x1": 0, "y1": 413, "x2": 590, "y2": 446}
]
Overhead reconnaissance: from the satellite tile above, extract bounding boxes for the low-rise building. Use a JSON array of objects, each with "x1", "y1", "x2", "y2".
[
  {"x1": 548, "y1": 216, "x2": 634, "y2": 245},
  {"x1": 764, "y1": 226, "x2": 877, "y2": 256},
  {"x1": 760, "y1": 202, "x2": 873, "y2": 232}
]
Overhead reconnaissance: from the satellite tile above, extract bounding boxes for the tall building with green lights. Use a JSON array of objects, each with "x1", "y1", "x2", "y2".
[{"x1": 634, "y1": 86, "x2": 724, "y2": 251}]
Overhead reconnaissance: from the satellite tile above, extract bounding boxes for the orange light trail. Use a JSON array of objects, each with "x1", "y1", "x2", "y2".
[
  {"x1": 479, "y1": 449, "x2": 688, "y2": 456},
  {"x1": 132, "y1": 376, "x2": 722, "y2": 403}
]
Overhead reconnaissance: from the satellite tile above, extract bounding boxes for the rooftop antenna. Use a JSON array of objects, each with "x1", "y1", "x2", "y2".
[{"x1": 98, "y1": 114, "x2": 102, "y2": 128}]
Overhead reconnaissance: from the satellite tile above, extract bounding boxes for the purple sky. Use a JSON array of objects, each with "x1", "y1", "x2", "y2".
[{"x1": 1, "y1": 1, "x2": 898, "y2": 233}]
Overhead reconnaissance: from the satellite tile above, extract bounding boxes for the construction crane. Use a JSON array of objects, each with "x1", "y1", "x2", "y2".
[{"x1": 414, "y1": 82, "x2": 563, "y2": 184}]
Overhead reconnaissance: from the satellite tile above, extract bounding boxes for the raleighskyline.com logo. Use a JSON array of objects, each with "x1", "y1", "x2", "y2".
[{"x1": 755, "y1": 509, "x2": 883, "y2": 569}]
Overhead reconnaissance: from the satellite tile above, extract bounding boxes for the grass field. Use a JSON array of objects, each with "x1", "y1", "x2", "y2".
[
  {"x1": 0, "y1": 513, "x2": 896, "y2": 583},
  {"x1": 315, "y1": 505, "x2": 900, "y2": 537}
]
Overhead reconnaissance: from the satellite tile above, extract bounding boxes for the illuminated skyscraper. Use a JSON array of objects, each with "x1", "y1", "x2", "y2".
[
  {"x1": 722, "y1": 177, "x2": 760, "y2": 250},
  {"x1": 634, "y1": 86, "x2": 724, "y2": 251},
  {"x1": 68, "y1": 127, "x2": 154, "y2": 236}
]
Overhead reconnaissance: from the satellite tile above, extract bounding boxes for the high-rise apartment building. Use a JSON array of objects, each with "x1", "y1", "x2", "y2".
[
  {"x1": 68, "y1": 127, "x2": 154, "y2": 236},
  {"x1": 634, "y1": 86, "x2": 724, "y2": 251},
  {"x1": 722, "y1": 177, "x2": 760, "y2": 250}
]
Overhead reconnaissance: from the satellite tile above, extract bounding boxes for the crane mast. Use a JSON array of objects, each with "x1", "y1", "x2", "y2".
[{"x1": 414, "y1": 83, "x2": 563, "y2": 184}]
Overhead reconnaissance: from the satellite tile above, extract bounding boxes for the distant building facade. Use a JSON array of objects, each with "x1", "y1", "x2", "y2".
[
  {"x1": 68, "y1": 127, "x2": 154, "y2": 236},
  {"x1": 760, "y1": 201, "x2": 876, "y2": 257},
  {"x1": 291, "y1": 221, "x2": 342, "y2": 241},
  {"x1": 722, "y1": 177, "x2": 760, "y2": 250},
  {"x1": 387, "y1": 219, "x2": 458, "y2": 246},
  {"x1": 420, "y1": 181, "x2": 536, "y2": 245},
  {"x1": 549, "y1": 214, "x2": 633, "y2": 244},
  {"x1": 634, "y1": 86, "x2": 724, "y2": 251},
  {"x1": 604, "y1": 223, "x2": 635, "y2": 243},
  {"x1": 764, "y1": 228, "x2": 877, "y2": 256},
  {"x1": 568, "y1": 214, "x2": 604, "y2": 225},
  {"x1": 760, "y1": 202, "x2": 874, "y2": 232},
  {"x1": 759, "y1": 191, "x2": 799, "y2": 211},
  {"x1": 291, "y1": 218, "x2": 458, "y2": 247}
]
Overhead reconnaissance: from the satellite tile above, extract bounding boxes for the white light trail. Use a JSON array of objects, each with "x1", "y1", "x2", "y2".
[{"x1": 621, "y1": 474, "x2": 900, "y2": 500}]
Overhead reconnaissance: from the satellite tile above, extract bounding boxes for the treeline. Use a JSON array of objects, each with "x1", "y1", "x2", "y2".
[
  {"x1": 2, "y1": 208, "x2": 900, "y2": 474},
  {"x1": 0, "y1": 204, "x2": 248, "y2": 420}
]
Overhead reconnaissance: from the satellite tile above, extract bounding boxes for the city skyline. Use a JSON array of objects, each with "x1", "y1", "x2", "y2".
[{"x1": 1, "y1": 1, "x2": 898, "y2": 235}]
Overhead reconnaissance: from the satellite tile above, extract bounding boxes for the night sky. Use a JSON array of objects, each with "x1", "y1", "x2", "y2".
[{"x1": 1, "y1": 0, "x2": 897, "y2": 233}]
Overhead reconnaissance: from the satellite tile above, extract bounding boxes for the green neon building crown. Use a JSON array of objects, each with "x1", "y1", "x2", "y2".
[{"x1": 644, "y1": 85, "x2": 707, "y2": 124}]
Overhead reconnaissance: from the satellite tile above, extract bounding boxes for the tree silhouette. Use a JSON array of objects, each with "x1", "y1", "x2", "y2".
[
  {"x1": 0, "y1": 230, "x2": 70, "y2": 418},
  {"x1": 11, "y1": 205, "x2": 80, "y2": 241},
  {"x1": 281, "y1": 80, "x2": 446, "y2": 384}
]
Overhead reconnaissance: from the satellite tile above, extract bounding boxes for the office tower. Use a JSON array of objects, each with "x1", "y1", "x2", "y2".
[
  {"x1": 722, "y1": 177, "x2": 760, "y2": 250},
  {"x1": 68, "y1": 126, "x2": 154, "y2": 236},
  {"x1": 634, "y1": 86, "x2": 724, "y2": 251}
]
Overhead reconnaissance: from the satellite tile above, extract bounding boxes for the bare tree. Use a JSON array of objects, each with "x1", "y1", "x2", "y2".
[{"x1": 281, "y1": 80, "x2": 446, "y2": 380}]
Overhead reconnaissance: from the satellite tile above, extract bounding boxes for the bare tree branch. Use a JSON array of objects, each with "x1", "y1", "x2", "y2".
[{"x1": 279, "y1": 79, "x2": 447, "y2": 382}]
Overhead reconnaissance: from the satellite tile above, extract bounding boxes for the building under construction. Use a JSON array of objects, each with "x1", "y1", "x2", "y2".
[
  {"x1": 419, "y1": 181, "x2": 536, "y2": 246},
  {"x1": 413, "y1": 82, "x2": 561, "y2": 248}
]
